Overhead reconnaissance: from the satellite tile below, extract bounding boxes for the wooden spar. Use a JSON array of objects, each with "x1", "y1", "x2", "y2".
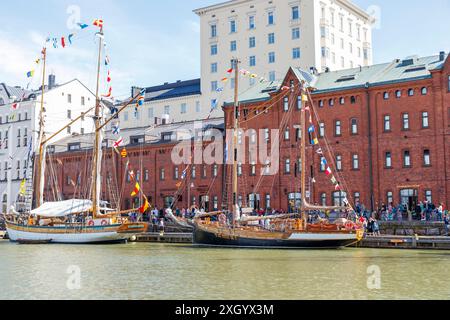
[
  {"x1": 34, "y1": 47, "x2": 47, "y2": 208},
  {"x1": 41, "y1": 107, "x2": 95, "y2": 145},
  {"x1": 232, "y1": 58, "x2": 240, "y2": 226},
  {"x1": 91, "y1": 26, "x2": 104, "y2": 218},
  {"x1": 300, "y1": 84, "x2": 308, "y2": 227}
]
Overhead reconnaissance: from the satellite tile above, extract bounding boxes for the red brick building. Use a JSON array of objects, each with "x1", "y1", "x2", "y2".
[{"x1": 47, "y1": 52, "x2": 450, "y2": 212}]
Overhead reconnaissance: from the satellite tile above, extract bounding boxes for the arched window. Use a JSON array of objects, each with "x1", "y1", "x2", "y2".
[
  {"x1": 408, "y1": 88, "x2": 414, "y2": 96},
  {"x1": 350, "y1": 96, "x2": 356, "y2": 104},
  {"x1": 333, "y1": 191, "x2": 347, "y2": 206},
  {"x1": 421, "y1": 87, "x2": 428, "y2": 95}
]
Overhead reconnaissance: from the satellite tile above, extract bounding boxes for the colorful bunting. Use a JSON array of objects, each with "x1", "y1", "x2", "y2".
[
  {"x1": 61, "y1": 37, "x2": 66, "y2": 48},
  {"x1": 139, "y1": 198, "x2": 150, "y2": 213},
  {"x1": 102, "y1": 87, "x2": 112, "y2": 98},
  {"x1": 93, "y1": 19, "x2": 104, "y2": 28},
  {"x1": 325, "y1": 167, "x2": 332, "y2": 176},
  {"x1": 227, "y1": 68, "x2": 233, "y2": 74},
  {"x1": 112, "y1": 123, "x2": 120, "y2": 135},
  {"x1": 330, "y1": 176, "x2": 337, "y2": 185},
  {"x1": 316, "y1": 148, "x2": 323, "y2": 155},
  {"x1": 68, "y1": 34, "x2": 74, "y2": 44},
  {"x1": 308, "y1": 125, "x2": 315, "y2": 133},
  {"x1": 11, "y1": 103, "x2": 19, "y2": 110},
  {"x1": 311, "y1": 138, "x2": 319, "y2": 145},
  {"x1": 216, "y1": 87, "x2": 224, "y2": 92},
  {"x1": 221, "y1": 77, "x2": 228, "y2": 83},
  {"x1": 26, "y1": 70, "x2": 34, "y2": 78},
  {"x1": 77, "y1": 23, "x2": 89, "y2": 29},
  {"x1": 113, "y1": 137, "x2": 124, "y2": 148},
  {"x1": 211, "y1": 99, "x2": 218, "y2": 110},
  {"x1": 105, "y1": 55, "x2": 110, "y2": 66},
  {"x1": 128, "y1": 170, "x2": 135, "y2": 181},
  {"x1": 321, "y1": 158, "x2": 327, "y2": 167},
  {"x1": 137, "y1": 88, "x2": 145, "y2": 107},
  {"x1": 107, "y1": 71, "x2": 111, "y2": 83},
  {"x1": 302, "y1": 94, "x2": 308, "y2": 102},
  {"x1": 120, "y1": 148, "x2": 128, "y2": 158},
  {"x1": 335, "y1": 184, "x2": 341, "y2": 191},
  {"x1": 52, "y1": 38, "x2": 58, "y2": 48},
  {"x1": 19, "y1": 179, "x2": 26, "y2": 196}
]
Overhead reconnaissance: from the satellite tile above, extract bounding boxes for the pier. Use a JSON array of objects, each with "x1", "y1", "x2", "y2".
[
  {"x1": 354, "y1": 235, "x2": 450, "y2": 250},
  {"x1": 136, "y1": 232, "x2": 193, "y2": 243}
]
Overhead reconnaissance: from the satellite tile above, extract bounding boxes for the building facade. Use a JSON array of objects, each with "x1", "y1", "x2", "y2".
[
  {"x1": 46, "y1": 52, "x2": 449, "y2": 213},
  {"x1": 0, "y1": 78, "x2": 95, "y2": 212},
  {"x1": 195, "y1": 0, "x2": 373, "y2": 108}
]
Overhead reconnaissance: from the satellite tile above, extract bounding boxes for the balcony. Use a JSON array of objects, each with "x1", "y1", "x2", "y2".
[{"x1": 320, "y1": 18, "x2": 329, "y2": 26}]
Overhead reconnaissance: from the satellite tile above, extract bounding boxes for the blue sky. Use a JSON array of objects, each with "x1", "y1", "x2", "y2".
[{"x1": 0, "y1": 0, "x2": 448, "y2": 99}]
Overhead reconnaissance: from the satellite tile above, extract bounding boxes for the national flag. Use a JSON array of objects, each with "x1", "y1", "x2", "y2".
[
  {"x1": 68, "y1": 34, "x2": 74, "y2": 45},
  {"x1": 131, "y1": 182, "x2": 140, "y2": 197},
  {"x1": 27, "y1": 70, "x2": 34, "y2": 78},
  {"x1": 227, "y1": 68, "x2": 233, "y2": 74},
  {"x1": 61, "y1": 37, "x2": 66, "y2": 48},
  {"x1": 77, "y1": 23, "x2": 89, "y2": 29},
  {"x1": 331, "y1": 176, "x2": 337, "y2": 185},
  {"x1": 19, "y1": 179, "x2": 26, "y2": 196},
  {"x1": 113, "y1": 137, "x2": 124, "y2": 148},
  {"x1": 102, "y1": 87, "x2": 112, "y2": 98},
  {"x1": 211, "y1": 99, "x2": 218, "y2": 110},
  {"x1": 325, "y1": 167, "x2": 332, "y2": 176},
  {"x1": 112, "y1": 124, "x2": 120, "y2": 135},
  {"x1": 120, "y1": 148, "x2": 127, "y2": 158},
  {"x1": 93, "y1": 19, "x2": 104, "y2": 28},
  {"x1": 139, "y1": 198, "x2": 150, "y2": 213}
]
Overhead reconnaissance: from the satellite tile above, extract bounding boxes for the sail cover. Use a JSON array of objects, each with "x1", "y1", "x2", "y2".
[{"x1": 31, "y1": 200, "x2": 93, "y2": 218}]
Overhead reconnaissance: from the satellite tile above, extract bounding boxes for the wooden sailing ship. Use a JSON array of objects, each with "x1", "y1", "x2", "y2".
[
  {"x1": 6, "y1": 25, "x2": 148, "y2": 244},
  {"x1": 189, "y1": 59, "x2": 363, "y2": 249}
]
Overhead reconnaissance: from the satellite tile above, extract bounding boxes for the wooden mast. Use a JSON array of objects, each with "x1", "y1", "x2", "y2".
[
  {"x1": 34, "y1": 47, "x2": 47, "y2": 208},
  {"x1": 231, "y1": 58, "x2": 240, "y2": 226},
  {"x1": 300, "y1": 85, "x2": 308, "y2": 228},
  {"x1": 91, "y1": 26, "x2": 104, "y2": 218}
]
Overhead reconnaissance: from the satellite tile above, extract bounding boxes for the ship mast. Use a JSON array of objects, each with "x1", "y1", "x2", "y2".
[
  {"x1": 231, "y1": 58, "x2": 240, "y2": 226},
  {"x1": 34, "y1": 47, "x2": 47, "y2": 208},
  {"x1": 91, "y1": 26, "x2": 104, "y2": 218},
  {"x1": 300, "y1": 85, "x2": 308, "y2": 228}
]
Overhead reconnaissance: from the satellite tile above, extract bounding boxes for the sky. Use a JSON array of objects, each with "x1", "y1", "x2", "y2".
[{"x1": 0, "y1": 0, "x2": 449, "y2": 100}]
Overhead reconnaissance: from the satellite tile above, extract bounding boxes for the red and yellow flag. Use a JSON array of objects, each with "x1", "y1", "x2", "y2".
[
  {"x1": 139, "y1": 198, "x2": 150, "y2": 214},
  {"x1": 131, "y1": 182, "x2": 140, "y2": 197}
]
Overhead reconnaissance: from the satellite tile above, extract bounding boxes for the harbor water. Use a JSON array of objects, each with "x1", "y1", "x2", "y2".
[{"x1": 1, "y1": 240, "x2": 449, "y2": 300}]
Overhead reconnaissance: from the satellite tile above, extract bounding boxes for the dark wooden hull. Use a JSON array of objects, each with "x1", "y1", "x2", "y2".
[{"x1": 193, "y1": 225, "x2": 359, "y2": 249}]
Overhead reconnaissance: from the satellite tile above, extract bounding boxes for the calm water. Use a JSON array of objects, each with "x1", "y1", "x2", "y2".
[{"x1": 1, "y1": 240, "x2": 449, "y2": 300}]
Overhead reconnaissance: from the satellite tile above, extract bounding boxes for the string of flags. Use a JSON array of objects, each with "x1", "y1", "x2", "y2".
[{"x1": 44, "y1": 19, "x2": 103, "y2": 50}]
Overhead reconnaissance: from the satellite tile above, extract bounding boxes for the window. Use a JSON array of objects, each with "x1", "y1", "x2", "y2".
[
  {"x1": 403, "y1": 151, "x2": 411, "y2": 167},
  {"x1": 292, "y1": 27, "x2": 300, "y2": 39},
  {"x1": 164, "y1": 105, "x2": 170, "y2": 115},
  {"x1": 213, "y1": 196, "x2": 218, "y2": 210},
  {"x1": 181, "y1": 103, "x2": 187, "y2": 114},
  {"x1": 249, "y1": 56, "x2": 256, "y2": 67},
  {"x1": 387, "y1": 191, "x2": 394, "y2": 205},
  {"x1": 237, "y1": 163, "x2": 242, "y2": 176},
  {"x1": 350, "y1": 118, "x2": 358, "y2": 134},
  {"x1": 268, "y1": 12, "x2": 274, "y2": 25},
  {"x1": 422, "y1": 112, "x2": 429, "y2": 128},
  {"x1": 148, "y1": 108, "x2": 154, "y2": 119},
  {"x1": 285, "y1": 159, "x2": 291, "y2": 174},
  {"x1": 321, "y1": 193, "x2": 327, "y2": 206},
  {"x1": 297, "y1": 96, "x2": 302, "y2": 110},
  {"x1": 284, "y1": 127, "x2": 290, "y2": 140},
  {"x1": 191, "y1": 166, "x2": 196, "y2": 179},
  {"x1": 196, "y1": 102, "x2": 201, "y2": 113},
  {"x1": 211, "y1": 24, "x2": 217, "y2": 38},
  {"x1": 402, "y1": 113, "x2": 410, "y2": 130},
  {"x1": 448, "y1": 75, "x2": 450, "y2": 92},
  {"x1": 333, "y1": 191, "x2": 347, "y2": 207},
  {"x1": 211, "y1": 81, "x2": 218, "y2": 92},
  {"x1": 264, "y1": 128, "x2": 270, "y2": 142},
  {"x1": 319, "y1": 100, "x2": 324, "y2": 108},
  {"x1": 144, "y1": 169, "x2": 149, "y2": 181},
  {"x1": 292, "y1": 47, "x2": 301, "y2": 59},
  {"x1": 408, "y1": 88, "x2": 414, "y2": 96},
  {"x1": 396, "y1": 90, "x2": 402, "y2": 98},
  {"x1": 230, "y1": 20, "x2": 236, "y2": 33},
  {"x1": 291, "y1": 6, "x2": 299, "y2": 20},
  {"x1": 385, "y1": 152, "x2": 392, "y2": 168},
  {"x1": 351, "y1": 96, "x2": 356, "y2": 104},
  {"x1": 335, "y1": 120, "x2": 341, "y2": 136},
  {"x1": 249, "y1": 36, "x2": 256, "y2": 48},
  {"x1": 249, "y1": 16, "x2": 255, "y2": 29},
  {"x1": 230, "y1": 40, "x2": 237, "y2": 52},
  {"x1": 352, "y1": 154, "x2": 359, "y2": 170},
  {"x1": 81, "y1": 96, "x2": 85, "y2": 106},
  {"x1": 319, "y1": 157, "x2": 326, "y2": 172},
  {"x1": 210, "y1": 44, "x2": 218, "y2": 55},
  {"x1": 354, "y1": 192, "x2": 361, "y2": 204},
  {"x1": 329, "y1": 99, "x2": 334, "y2": 107},
  {"x1": 319, "y1": 122, "x2": 325, "y2": 138},
  {"x1": 423, "y1": 149, "x2": 431, "y2": 166},
  {"x1": 425, "y1": 190, "x2": 432, "y2": 203},
  {"x1": 160, "y1": 168, "x2": 165, "y2": 180},
  {"x1": 265, "y1": 194, "x2": 271, "y2": 209},
  {"x1": 67, "y1": 94, "x2": 72, "y2": 103},
  {"x1": 421, "y1": 87, "x2": 427, "y2": 95},
  {"x1": 283, "y1": 97, "x2": 289, "y2": 111},
  {"x1": 339, "y1": 97, "x2": 345, "y2": 105},
  {"x1": 67, "y1": 110, "x2": 71, "y2": 119},
  {"x1": 336, "y1": 155, "x2": 342, "y2": 171},
  {"x1": 67, "y1": 126, "x2": 71, "y2": 134},
  {"x1": 211, "y1": 63, "x2": 218, "y2": 73},
  {"x1": 268, "y1": 33, "x2": 275, "y2": 44},
  {"x1": 268, "y1": 52, "x2": 275, "y2": 64},
  {"x1": 269, "y1": 71, "x2": 276, "y2": 82},
  {"x1": 250, "y1": 162, "x2": 256, "y2": 176},
  {"x1": 202, "y1": 165, "x2": 207, "y2": 179},
  {"x1": 383, "y1": 92, "x2": 389, "y2": 100},
  {"x1": 213, "y1": 165, "x2": 218, "y2": 177},
  {"x1": 384, "y1": 115, "x2": 391, "y2": 131}
]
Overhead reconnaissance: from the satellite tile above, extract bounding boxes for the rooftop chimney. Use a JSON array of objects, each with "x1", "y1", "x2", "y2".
[
  {"x1": 439, "y1": 51, "x2": 446, "y2": 61},
  {"x1": 48, "y1": 74, "x2": 56, "y2": 90}
]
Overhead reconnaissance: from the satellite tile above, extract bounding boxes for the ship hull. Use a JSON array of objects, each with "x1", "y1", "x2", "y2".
[
  {"x1": 193, "y1": 225, "x2": 360, "y2": 249},
  {"x1": 5, "y1": 222, "x2": 145, "y2": 244}
]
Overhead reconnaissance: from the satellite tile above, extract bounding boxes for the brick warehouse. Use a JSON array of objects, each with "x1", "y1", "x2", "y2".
[{"x1": 45, "y1": 52, "x2": 450, "y2": 212}]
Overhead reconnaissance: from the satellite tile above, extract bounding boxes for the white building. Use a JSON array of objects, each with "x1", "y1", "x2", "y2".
[
  {"x1": 0, "y1": 78, "x2": 95, "y2": 212},
  {"x1": 194, "y1": 0, "x2": 374, "y2": 105}
]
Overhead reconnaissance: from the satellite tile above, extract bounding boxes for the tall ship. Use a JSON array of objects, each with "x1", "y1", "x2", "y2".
[
  {"x1": 172, "y1": 59, "x2": 364, "y2": 249},
  {"x1": 5, "y1": 22, "x2": 148, "y2": 244}
]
